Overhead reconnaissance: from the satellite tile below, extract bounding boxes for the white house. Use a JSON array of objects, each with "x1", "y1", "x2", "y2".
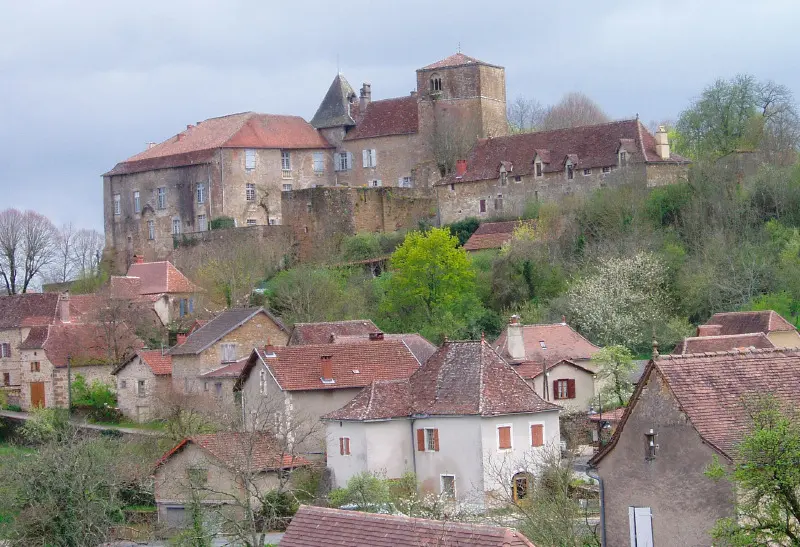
[{"x1": 322, "y1": 339, "x2": 561, "y2": 509}]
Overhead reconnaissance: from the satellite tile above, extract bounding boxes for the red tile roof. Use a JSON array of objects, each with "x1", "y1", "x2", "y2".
[
  {"x1": 109, "y1": 276, "x2": 142, "y2": 299},
  {"x1": 589, "y1": 407, "x2": 626, "y2": 422},
  {"x1": 200, "y1": 358, "x2": 248, "y2": 378},
  {"x1": 704, "y1": 310, "x2": 796, "y2": 335},
  {"x1": 493, "y1": 322, "x2": 600, "y2": 364},
  {"x1": 158, "y1": 431, "x2": 310, "y2": 473},
  {"x1": 673, "y1": 332, "x2": 775, "y2": 354},
  {"x1": 419, "y1": 52, "x2": 500, "y2": 71},
  {"x1": 441, "y1": 119, "x2": 689, "y2": 186},
  {"x1": 0, "y1": 293, "x2": 59, "y2": 329},
  {"x1": 591, "y1": 348, "x2": 800, "y2": 464},
  {"x1": 139, "y1": 350, "x2": 173, "y2": 375},
  {"x1": 343, "y1": 96, "x2": 418, "y2": 141},
  {"x1": 105, "y1": 112, "x2": 331, "y2": 176},
  {"x1": 511, "y1": 358, "x2": 596, "y2": 381},
  {"x1": 463, "y1": 221, "x2": 534, "y2": 251},
  {"x1": 124, "y1": 261, "x2": 199, "y2": 295},
  {"x1": 324, "y1": 340, "x2": 559, "y2": 421},
  {"x1": 20, "y1": 323, "x2": 143, "y2": 368},
  {"x1": 288, "y1": 320, "x2": 379, "y2": 345},
  {"x1": 331, "y1": 333, "x2": 437, "y2": 364},
  {"x1": 281, "y1": 505, "x2": 536, "y2": 547}
]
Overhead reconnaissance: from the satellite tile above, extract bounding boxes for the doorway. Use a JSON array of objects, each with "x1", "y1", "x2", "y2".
[{"x1": 30, "y1": 382, "x2": 45, "y2": 408}]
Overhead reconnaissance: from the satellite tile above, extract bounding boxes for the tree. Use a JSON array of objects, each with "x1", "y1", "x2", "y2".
[
  {"x1": 591, "y1": 345, "x2": 636, "y2": 408},
  {"x1": 676, "y1": 75, "x2": 800, "y2": 161},
  {"x1": 72, "y1": 228, "x2": 104, "y2": 278},
  {"x1": 380, "y1": 228, "x2": 482, "y2": 342},
  {"x1": 0, "y1": 208, "x2": 57, "y2": 294},
  {"x1": 706, "y1": 396, "x2": 800, "y2": 545},
  {"x1": 48, "y1": 222, "x2": 78, "y2": 284},
  {"x1": 430, "y1": 111, "x2": 481, "y2": 176},
  {"x1": 539, "y1": 92, "x2": 610, "y2": 131},
  {"x1": 507, "y1": 96, "x2": 545, "y2": 133}
]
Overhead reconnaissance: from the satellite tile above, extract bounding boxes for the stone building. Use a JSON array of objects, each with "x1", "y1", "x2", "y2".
[
  {"x1": 437, "y1": 120, "x2": 690, "y2": 224},
  {"x1": 112, "y1": 350, "x2": 173, "y2": 422}
]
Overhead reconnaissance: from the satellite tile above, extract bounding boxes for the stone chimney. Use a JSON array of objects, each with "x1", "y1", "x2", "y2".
[
  {"x1": 359, "y1": 83, "x2": 372, "y2": 111},
  {"x1": 455, "y1": 159, "x2": 467, "y2": 178},
  {"x1": 186, "y1": 124, "x2": 194, "y2": 131},
  {"x1": 146, "y1": 142, "x2": 157, "y2": 149},
  {"x1": 507, "y1": 315, "x2": 526, "y2": 361},
  {"x1": 133, "y1": 255, "x2": 145, "y2": 264},
  {"x1": 369, "y1": 332, "x2": 384, "y2": 341},
  {"x1": 697, "y1": 324, "x2": 722, "y2": 337},
  {"x1": 655, "y1": 126, "x2": 670, "y2": 160},
  {"x1": 176, "y1": 333, "x2": 188, "y2": 346},
  {"x1": 59, "y1": 291, "x2": 70, "y2": 323},
  {"x1": 320, "y1": 355, "x2": 333, "y2": 381}
]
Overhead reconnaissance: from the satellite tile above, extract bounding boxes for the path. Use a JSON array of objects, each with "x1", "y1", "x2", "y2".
[{"x1": 0, "y1": 409, "x2": 164, "y2": 437}]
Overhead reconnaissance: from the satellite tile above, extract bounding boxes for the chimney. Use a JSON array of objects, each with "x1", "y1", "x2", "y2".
[
  {"x1": 697, "y1": 324, "x2": 722, "y2": 337},
  {"x1": 176, "y1": 333, "x2": 187, "y2": 346},
  {"x1": 410, "y1": 90, "x2": 417, "y2": 98},
  {"x1": 59, "y1": 291, "x2": 71, "y2": 323},
  {"x1": 186, "y1": 124, "x2": 194, "y2": 131},
  {"x1": 369, "y1": 332, "x2": 384, "y2": 341},
  {"x1": 320, "y1": 355, "x2": 333, "y2": 381},
  {"x1": 455, "y1": 159, "x2": 467, "y2": 178},
  {"x1": 146, "y1": 142, "x2": 157, "y2": 149},
  {"x1": 561, "y1": 315, "x2": 567, "y2": 326},
  {"x1": 176, "y1": 133, "x2": 184, "y2": 142},
  {"x1": 655, "y1": 125, "x2": 670, "y2": 160},
  {"x1": 359, "y1": 83, "x2": 372, "y2": 111},
  {"x1": 507, "y1": 315, "x2": 526, "y2": 361},
  {"x1": 133, "y1": 254, "x2": 145, "y2": 264}
]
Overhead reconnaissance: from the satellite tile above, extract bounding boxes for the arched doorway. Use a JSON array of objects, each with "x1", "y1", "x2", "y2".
[{"x1": 512, "y1": 472, "x2": 531, "y2": 502}]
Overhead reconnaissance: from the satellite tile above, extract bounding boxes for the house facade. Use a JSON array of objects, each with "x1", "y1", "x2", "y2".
[
  {"x1": 589, "y1": 348, "x2": 800, "y2": 546},
  {"x1": 437, "y1": 120, "x2": 690, "y2": 224},
  {"x1": 113, "y1": 350, "x2": 172, "y2": 422},
  {"x1": 323, "y1": 340, "x2": 561, "y2": 508}
]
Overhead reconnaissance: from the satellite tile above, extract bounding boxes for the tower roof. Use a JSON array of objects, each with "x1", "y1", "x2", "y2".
[
  {"x1": 419, "y1": 52, "x2": 502, "y2": 71},
  {"x1": 310, "y1": 74, "x2": 357, "y2": 129}
]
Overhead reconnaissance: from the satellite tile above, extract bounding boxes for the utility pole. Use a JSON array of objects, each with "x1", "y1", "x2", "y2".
[{"x1": 67, "y1": 354, "x2": 72, "y2": 416}]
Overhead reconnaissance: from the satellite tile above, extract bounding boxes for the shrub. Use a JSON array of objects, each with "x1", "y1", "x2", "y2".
[
  {"x1": 645, "y1": 182, "x2": 693, "y2": 227},
  {"x1": 71, "y1": 374, "x2": 117, "y2": 409},
  {"x1": 447, "y1": 217, "x2": 481, "y2": 246},
  {"x1": 259, "y1": 490, "x2": 298, "y2": 531},
  {"x1": 210, "y1": 216, "x2": 236, "y2": 230}
]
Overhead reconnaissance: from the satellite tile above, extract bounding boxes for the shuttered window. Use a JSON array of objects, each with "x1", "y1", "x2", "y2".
[
  {"x1": 0, "y1": 343, "x2": 10, "y2": 358},
  {"x1": 498, "y1": 425, "x2": 512, "y2": 450},
  {"x1": 629, "y1": 507, "x2": 653, "y2": 546},
  {"x1": 245, "y1": 149, "x2": 256, "y2": 170},
  {"x1": 339, "y1": 437, "x2": 351, "y2": 456},
  {"x1": 531, "y1": 424, "x2": 544, "y2": 447},
  {"x1": 553, "y1": 379, "x2": 576, "y2": 400},
  {"x1": 417, "y1": 428, "x2": 439, "y2": 452}
]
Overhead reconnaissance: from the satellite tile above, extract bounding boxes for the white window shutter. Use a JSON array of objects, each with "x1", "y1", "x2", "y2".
[
  {"x1": 370, "y1": 149, "x2": 377, "y2": 167},
  {"x1": 362, "y1": 150, "x2": 369, "y2": 168},
  {"x1": 398, "y1": 177, "x2": 403, "y2": 186},
  {"x1": 347, "y1": 152, "x2": 353, "y2": 170}
]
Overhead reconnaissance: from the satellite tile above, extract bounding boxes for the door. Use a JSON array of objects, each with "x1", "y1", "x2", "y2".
[
  {"x1": 30, "y1": 382, "x2": 45, "y2": 408},
  {"x1": 628, "y1": 506, "x2": 653, "y2": 546},
  {"x1": 164, "y1": 506, "x2": 186, "y2": 529}
]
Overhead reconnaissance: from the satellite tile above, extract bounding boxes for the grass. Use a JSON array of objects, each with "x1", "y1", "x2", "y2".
[
  {"x1": 0, "y1": 442, "x2": 35, "y2": 458},
  {"x1": 85, "y1": 418, "x2": 167, "y2": 431}
]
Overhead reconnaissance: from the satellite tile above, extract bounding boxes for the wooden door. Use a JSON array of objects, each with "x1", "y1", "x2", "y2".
[{"x1": 30, "y1": 382, "x2": 45, "y2": 408}]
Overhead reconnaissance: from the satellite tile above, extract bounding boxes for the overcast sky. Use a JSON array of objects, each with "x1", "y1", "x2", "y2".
[{"x1": 2, "y1": 0, "x2": 799, "y2": 233}]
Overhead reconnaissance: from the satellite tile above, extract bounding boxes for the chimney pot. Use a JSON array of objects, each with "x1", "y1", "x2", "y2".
[
  {"x1": 359, "y1": 83, "x2": 372, "y2": 111},
  {"x1": 60, "y1": 291, "x2": 71, "y2": 323},
  {"x1": 456, "y1": 159, "x2": 467, "y2": 178},
  {"x1": 655, "y1": 125, "x2": 670, "y2": 160},
  {"x1": 176, "y1": 333, "x2": 187, "y2": 346},
  {"x1": 133, "y1": 255, "x2": 145, "y2": 264},
  {"x1": 146, "y1": 142, "x2": 157, "y2": 149},
  {"x1": 368, "y1": 332, "x2": 384, "y2": 341},
  {"x1": 186, "y1": 124, "x2": 194, "y2": 130}
]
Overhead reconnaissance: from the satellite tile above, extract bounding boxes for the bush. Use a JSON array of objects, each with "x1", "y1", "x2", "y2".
[
  {"x1": 71, "y1": 374, "x2": 117, "y2": 409},
  {"x1": 6, "y1": 404, "x2": 21, "y2": 412},
  {"x1": 259, "y1": 490, "x2": 298, "y2": 531},
  {"x1": 645, "y1": 182, "x2": 693, "y2": 226},
  {"x1": 210, "y1": 216, "x2": 236, "y2": 230},
  {"x1": 447, "y1": 217, "x2": 481, "y2": 246},
  {"x1": 88, "y1": 406, "x2": 124, "y2": 424}
]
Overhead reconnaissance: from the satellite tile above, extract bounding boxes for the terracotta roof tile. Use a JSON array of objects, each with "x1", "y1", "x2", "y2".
[
  {"x1": 109, "y1": 276, "x2": 143, "y2": 299},
  {"x1": 105, "y1": 112, "x2": 331, "y2": 176},
  {"x1": 705, "y1": 310, "x2": 796, "y2": 335},
  {"x1": 171, "y1": 308, "x2": 287, "y2": 356},
  {"x1": 493, "y1": 322, "x2": 600, "y2": 364},
  {"x1": 281, "y1": 505, "x2": 537, "y2": 547},
  {"x1": 419, "y1": 52, "x2": 499, "y2": 71},
  {"x1": 325, "y1": 340, "x2": 559, "y2": 421},
  {"x1": 510, "y1": 358, "x2": 595, "y2": 381},
  {"x1": 588, "y1": 407, "x2": 626, "y2": 422},
  {"x1": 200, "y1": 358, "x2": 248, "y2": 378},
  {"x1": 139, "y1": 350, "x2": 173, "y2": 375},
  {"x1": 288, "y1": 320, "x2": 379, "y2": 345},
  {"x1": 124, "y1": 261, "x2": 199, "y2": 295},
  {"x1": 343, "y1": 96, "x2": 418, "y2": 141},
  {"x1": 20, "y1": 323, "x2": 143, "y2": 368},
  {"x1": 463, "y1": 221, "x2": 534, "y2": 251},
  {"x1": 331, "y1": 333, "x2": 437, "y2": 364},
  {"x1": 441, "y1": 119, "x2": 690, "y2": 186},
  {"x1": 673, "y1": 332, "x2": 775, "y2": 354},
  {"x1": 0, "y1": 293, "x2": 59, "y2": 329}
]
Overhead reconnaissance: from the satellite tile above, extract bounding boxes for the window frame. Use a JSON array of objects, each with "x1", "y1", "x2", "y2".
[
  {"x1": 479, "y1": 199, "x2": 487, "y2": 214},
  {"x1": 137, "y1": 379, "x2": 146, "y2": 397},
  {"x1": 147, "y1": 220, "x2": 155, "y2": 240},
  {"x1": 497, "y1": 423, "x2": 513, "y2": 451},
  {"x1": 197, "y1": 214, "x2": 207, "y2": 232},
  {"x1": 535, "y1": 161, "x2": 543, "y2": 178},
  {"x1": 157, "y1": 187, "x2": 166, "y2": 209},
  {"x1": 113, "y1": 194, "x2": 121, "y2": 216},
  {"x1": 220, "y1": 343, "x2": 237, "y2": 363},
  {"x1": 424, "y1": 428, "x2": 437, "y2": 452},
  {"x1": 245, "y1": 149, "x2": 256, "y2": 170},
  {"x1": 339, "y1": 436, "x2": 351, "y2": 456},
  {"x1": 500, "y1": 171, "x2": 508, "y2": 186},
  {"x1": 313, "y1": 151, "x2": 325, "y2": 174},
  {"x1": 529, "y1": 421, "x2": 546, "y2": 448},
  {"x1": 246, "y1": 219, "x2": 257, "y2": 226},
  {"x1": 582, "y1": 168, "x2": 591, "y2": 176},
  {"x1": 566, "y1": 164, "x2": 575, "y2": 181},
  {"x1": 120, "y1": 379, "x2": 127, "y2": 389},
  {"x1": 601, "y1": 166, "x2": 611, "y2": 175},
  {"x1": 196, "y1": 183, "x2": 205, "y2": 204},
  {"x1": 440, "y1": 474, "x2": 456, "y2": 501},
  {"x1": 399, "y1": 176, "x2": 413, "y2": 188},
  {"x1": 0, "y1": 342, "x2": 10, "y2": 358},
  {"x1": 172, "y1": 218, "x2": 181, "y2": 236},
  {"x1": 282, "y1": 183, "x2": 293, "y2": 192},
  {"x1": 30, "y1": 361, "x2": 41, "y2": 373},
  {"x1": 245, "y1": 183, "x2": 256, "y2": 202},
  {"x1": 133, "y1": 191, "x2": 141, "y2": 213},
  {"x1": 281, "y1": 150, "x2": 291, "y2": 171}
]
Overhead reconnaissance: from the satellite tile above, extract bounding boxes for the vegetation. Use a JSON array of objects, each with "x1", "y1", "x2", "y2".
[{"x1": 591, "y1": 346, "x2": 637, "y2": 409}]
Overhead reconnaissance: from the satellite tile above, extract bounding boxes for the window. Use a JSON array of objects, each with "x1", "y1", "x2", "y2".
[
  {"x1": 197, "y1": 214, "x2": 207, "y2": 232},
  {"x1": 179, "y1": 298, "x2": 193, "y2": 317},
  {"x1": 514, "y1": 175, "x2": 522, "y2": 182},
  {"x1": 246, "y1": 219, "x2": 257, "y2": 226},
  {"x1": 553, "y1": 379, "x2": 576, "y2": 400},
  {"x1": 133, "y1": 191, "x2": 141, "y2": 213},
  {"x1": 203, "y1": 381, "x2": 209, "y2": 392},
  {"x1": 137, "y1": 380, "x2": 145, "y2": 397},
  {"x1": 399, "y1": 176, "x2": 412, "y2": 188},
  {"x1": 495, "y1": 194, "x2": 503, "y2": 211},
  {"x1": 0, "y1": 343, "x2": 10, "y2": 358},
  {"x1": 430, "y1": 75, "x2": 443, "y2": 92},
  {"x1": 449, "y1": 183, "x2": 455, "y2": 192},
  {"x1": 120, "y1": 379, "x2": 127, "y2": 389},
  {"x1": 583, "y1": 168, "x2": 591, "y2": 176},
  {"x1": 313, "y1": 152, "x2": 325, "y2": 174},
  {"x1": 246, "y1": 183, "x2": 256, "y2": 201},
  {"x1": 602, "y1": 166, "x2": 611, "y2": 175},
  {"x1": 513, "y1": 473, "x2": 530, "y2": 501},
  {"x1": 113, "y1": 194, "x2": 121, "y2": 215},
  {"x1": 426, "y1": 428, "x2": 438, "y2": 452},
  {"x1": 214, "y1": 382, "x2": 222, "y2": 397},
  {"x1": 172, "y1": 218, "x2": 181, "y2": 236},
  {"x1": 30, "y1": 361, "x2": 40, "y2": 372},
  {"x1": 530, "y1": 423, "x2": 545, "y2": 447},
  {"x1": 362, "y1": 149, "x2": 377, "y2": 168},
  {"x1": 500, "y1": 171, "x2": 508, "y2": 186},
  {"x1": 281, "y1": 150, "x2": 291, "y2": 171},
  {"x1": 619, "y1": 150, "x2": 628, "y2": 166},
  {"x1": 369, "y1": 179, "x2": 382, "y2": 188},
  {"x1": 147, "y1": 220, "x2": 155, "y2": 240},
  {"x1": 339, "y1": 437, "x2": 351, "y2": 456},
  {"x1": 196, "y1": 183, "x2": 205, "y2": 204},
  {"x1": 440, "y1": 475, "x2": 456, "y2": 501},
  {"x1": 2, "y1": 373, "x2": 9, "y2": 386},
  {"x1": 268, "y1": 218, "x2": 278, "y2": 225},
  {"x1": 497, "y1": 425, "x2": 512, "y2": 450},
  {"x1": 187, "y1": 467, "x2": 208, "y2": 487},
  {"x1": 282, "y1": 183, "x2": 293, "y2": 192},
  {"x1": 479, "y1": 199, "x2": 486, "y2": 213},
  {"x1": 245, "y1": 149, "x2": 256, "y2": 170},
  {"x1": 336, "y1": 151, "x2": 353, "y2": 171},
  {"x1": 259, "y1": 370, "x2": 267, "y2": 395},
  {"x1": 220, "y1": 343, "x2": 236, "y2": 363},
  {"x1": 645, "y1": 429, "x2": 657, "y2": 460},
  {"x1": 567, "y1": 164, "x2": 575, "y2": 180},
  {"x1": 628, "y1": 507, "x2": 653, "y2": 546},
  {"x1": 535, "y1": 162, "x2": 543, "y2": 178},
  {"x1": 157, "y1": 187, "x2": 166, "y2": 209}
]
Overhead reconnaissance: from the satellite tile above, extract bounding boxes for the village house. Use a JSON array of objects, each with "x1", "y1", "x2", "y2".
[
  {"x1": 153, "y1": 431, "x2": 309, "y2": 529},
  {"x1": 698, "y1": 309, "x2": 800, "y2": 348},
  {"x1": 287, "y1": 319, "x2": 380, "y2": 345},
  {"x1": 462, "y1": 220, "x2": 534, "y2": 252},
  {"x1": 589, "y1": 347, "x2": 800, "y2": 547},
  {"x1": 493, "y1": 316, "x2": 601, "y2": 412},
  {"x1": 236, "y1": 338, "x2": 423, "y2": 455},
  {"x1": 437, "y1": 120, "x2": 690, "y2": 224},
  {"x1": 672, "y1": 331, "x2": 775, "y2": 354},
  {"x1": 112, "y1": 350, "x2": 172, "y2": 422},
  {"x1": 322, "y1": 339, "x2": 560, "y2": 508},
  {"x1": 280, "y1": 505, "x2": 537, "y2": 547},
  {"x1": 169, "y1": 307, "x2": 289, "y2": 395}
]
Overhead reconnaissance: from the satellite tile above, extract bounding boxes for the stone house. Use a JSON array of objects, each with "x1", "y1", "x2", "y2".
[
  {"x1": 287, "y1": 319, "x2": 379, "y2": 345},
  {"x1": 462, "y1": 220, "x2": 534, "y2": 252},
  {"x1": 437, "y1": 120, "x2": 691, "y2": 224},
  {"x1": 699, "y1": 310, "x2": 800, "y2": 348},
  {"x1": 112, "y1": 350, "x2": 172, "y2": 422},
  {"x1": 493, "y1": 316, "x2": 602, "y2": 412},
  {"x1": 589, "y1": 348, "x2": 800, "y2": 547},
  {"x1": 168, "y1": 307, "x2": 289, "y2": 395},
  {"x1": 153, "y1": 431, "x2": 309, "y2": 529},
  {"x1": 672, "y1": 331, "x2": 775, "y2": 354},
  {"x1": 236, "y1": 338, "x2": 423, "y2": 455},
  {"x1": 281, "y1": 505, "x2": 537, "y2": 547},
  {"x1": 322, "y1": 340, "x2": 561, "y2": 509}
]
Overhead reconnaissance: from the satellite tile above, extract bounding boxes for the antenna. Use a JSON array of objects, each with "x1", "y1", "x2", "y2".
[
  {"x1": 457, "y1": 41, "x2": 461, "y2": 53},
  {"x1": 337, "y1": 53, "x2": 340, "y2": 74}
]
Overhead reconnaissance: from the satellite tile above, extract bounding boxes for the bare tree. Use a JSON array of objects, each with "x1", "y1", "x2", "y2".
[
  {"x1": 430, "y1": 113, "x2": 481, "y2": 177},
  {"x1": 72, "y1": 228, "x2": 104, "y2": 278},
  {"x1": 48, "y1": 222, "x2": 78, "y2": 284},
  {"x1": 507, "y1": 96, "x2": 546, "y2": 134},
  {"x1": 0, "y1": 209, "x2": 58, "y2": 294},
  {"x1": 540, "y1": 92, "x2": 611, "y2": 131}
]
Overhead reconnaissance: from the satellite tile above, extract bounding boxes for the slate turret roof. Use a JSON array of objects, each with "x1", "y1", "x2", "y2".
[{"x1": 310, "y1": 74, "x2": 357, "y2": 129}]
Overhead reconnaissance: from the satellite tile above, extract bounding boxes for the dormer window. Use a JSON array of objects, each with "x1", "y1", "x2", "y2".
[
  {"x1": 430, "y1": 74, "x2": 443, "y2": 92},
  {"x1": 619, "y1": 150, "x2": 628, "y2": 166},
  {"x1": 534, "y1": 161, "x2": 543, "y2": 178},
  {"x1": 566, "y1": 163, "x2": 575, "y2": 181}
]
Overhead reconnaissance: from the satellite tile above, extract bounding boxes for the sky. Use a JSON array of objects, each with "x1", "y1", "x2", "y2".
[{"x1": 2, "y1": 0, "x2": 799, "y2": 233}]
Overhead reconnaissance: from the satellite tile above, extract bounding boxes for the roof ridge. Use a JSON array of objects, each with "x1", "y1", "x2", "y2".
[
  {"x1": 659, "y1": 346, "x2": 797, "y2": 359},
  {"x1": 636, "y1": 119, "x2": 649, "y2": 161}
]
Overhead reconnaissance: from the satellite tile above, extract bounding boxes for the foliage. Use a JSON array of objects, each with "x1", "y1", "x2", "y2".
[
  {"x1": 18, "y1": 407, "x2": 72, "y2": 445},
  {"x1": 339, "y1": 231, "x2": 405, "y2": 261},
  {"x1": 71, "y1": 373, "x2": 117, "y2": 408},
  {"x1": 258, "y1": 490, "x2": 298, "y2": 532},
  {"x1": 591, "y1": 346, "x2": 637, "y2": 408},
  {"x1": 707, "y1": 396, "x2": 800, "y2": 545},
  {"x1": 645, "y1": 183, "x2": 694, "y2": 227},
  {"x1": 328, "y1": 472, "x2": 390, "y2": 509},
  {"x1": 539, "y1": 92, "x2": 610, "y2": 131},
  {"x1": 744, "y1": 291, "x2": 800, "y2": 327},
  {"x1": 446, "y1": 217, "x2": 481, "y2": 246},
  {"x1": 209, "y1": 216, "x2": 236, "y2": 230}
]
